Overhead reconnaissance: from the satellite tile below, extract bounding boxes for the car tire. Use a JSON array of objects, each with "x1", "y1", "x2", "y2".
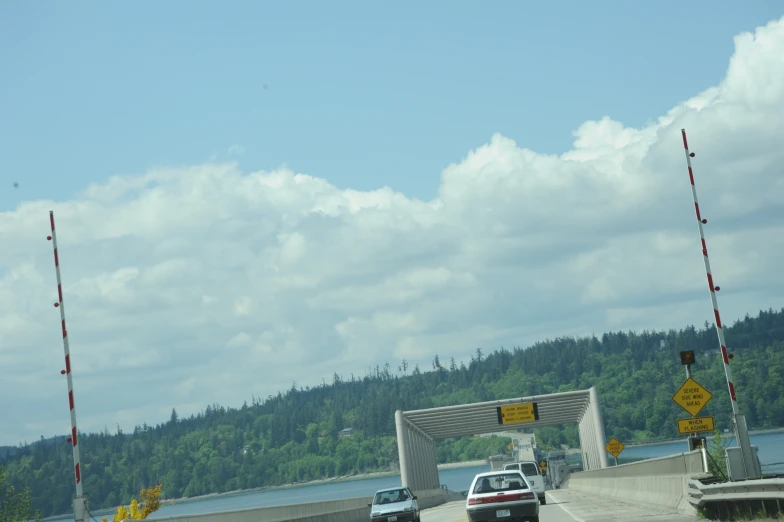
[{"x1": 540, "y1": 495, "x2": 547, "y2": 505}]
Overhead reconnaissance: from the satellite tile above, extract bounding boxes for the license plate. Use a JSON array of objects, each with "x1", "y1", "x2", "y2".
[
  {"x1": 388, "y1": 517, "x2": 397, "y2": 522},
  {"x1": 496, "y1": 509, "x2": 511, "y2": 517}
]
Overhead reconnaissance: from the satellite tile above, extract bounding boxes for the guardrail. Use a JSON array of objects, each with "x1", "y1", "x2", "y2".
[
  {"x1": 687, "y1": 478, "x2": 784, "y2": 520},
  {"x1": 688, "y1": 478, "x2": 784, "y2": 506}
]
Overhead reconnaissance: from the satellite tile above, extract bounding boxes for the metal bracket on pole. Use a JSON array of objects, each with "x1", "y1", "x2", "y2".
[
  {"x1": 73, "y1": 496, "x2": 88, "y2": 522},
  {"x1": 734, "y1": 414, "x2": 761, "y2": 479}
]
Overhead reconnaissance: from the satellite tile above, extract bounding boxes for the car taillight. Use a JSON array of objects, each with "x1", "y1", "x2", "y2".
[{"x1": 470, "y1": 491, "x2": 534, "y2": 505}]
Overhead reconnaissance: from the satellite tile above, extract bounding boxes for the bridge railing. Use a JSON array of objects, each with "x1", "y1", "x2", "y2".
[
  {"x1": 147, "y1": 488, "x2": 449, "y2": 522},
  {"x1": 566, "y1": 449, "x2": 709, "y2": 515}
]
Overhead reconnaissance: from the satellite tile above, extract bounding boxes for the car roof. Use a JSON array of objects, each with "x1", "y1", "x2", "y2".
[
  {"x1": 375, "y1": 486, "x2": 408, "y2": 493},
  {"x1": 474, "y1": 470, "x2": 525, "y2": 479}
]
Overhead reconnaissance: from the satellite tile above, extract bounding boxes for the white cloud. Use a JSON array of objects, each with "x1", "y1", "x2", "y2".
[{"x1": 2, "y1": 18, "x2": 784, "y2": 444}]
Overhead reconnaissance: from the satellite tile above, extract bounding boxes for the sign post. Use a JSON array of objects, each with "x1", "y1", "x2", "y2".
[
  {"x1": 678, "y1": 351, "x2": 700, "y2": 445},
  {"x1": 605, "y1": 437, "x2": 624, "y2": 466},
  {"x1": 672, "y1": 371, "x2": 715, "y2": 453}
]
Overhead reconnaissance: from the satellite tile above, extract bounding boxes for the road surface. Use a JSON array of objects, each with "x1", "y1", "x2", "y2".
[{"x1": 421, "y1": 489, "x2": 698, "y2": 522}]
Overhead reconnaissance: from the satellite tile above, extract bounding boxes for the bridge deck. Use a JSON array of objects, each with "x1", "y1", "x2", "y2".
[{"x1": 422, "y1": 489, "x2": 697, "y2": 522}]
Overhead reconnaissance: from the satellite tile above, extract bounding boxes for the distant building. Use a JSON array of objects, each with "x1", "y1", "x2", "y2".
[{"x1": 338, "y1": 428, "x2": 355, "y2": 438}]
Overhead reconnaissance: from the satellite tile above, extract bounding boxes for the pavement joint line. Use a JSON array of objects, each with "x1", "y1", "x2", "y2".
[{"x1": 547, "y1": 491, "x2": 586, "y2": 522}]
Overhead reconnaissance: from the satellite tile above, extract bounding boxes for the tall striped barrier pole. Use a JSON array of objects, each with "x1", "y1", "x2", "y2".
[
  {"x1": 48, "y1": 211, "x2": 89, "y2": 520},
  {"x1": 680, "y1": 130, "x2": 760, "y2": 480}
]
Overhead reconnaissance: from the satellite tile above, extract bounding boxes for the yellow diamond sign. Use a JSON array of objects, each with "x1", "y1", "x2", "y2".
[
  {"x1": 672, "y1": 377, "x2": 713, "y2": 417},
  {"x1": 605, "y1": 437, "x2": 624, "y2": 458}
]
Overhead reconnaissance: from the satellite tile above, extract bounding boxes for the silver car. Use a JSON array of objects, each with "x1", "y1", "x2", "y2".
[
  {"x1": 369, "y1": 486, "x2": 420, "y2": 522},
  {"x1": 466, "y1": 470, "x2": 539, "y2": 522}
]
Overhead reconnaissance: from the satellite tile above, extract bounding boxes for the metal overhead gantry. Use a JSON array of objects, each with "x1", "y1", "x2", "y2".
[{"x1": 394, "y1": 387, "x2": 609, "y2": 491}]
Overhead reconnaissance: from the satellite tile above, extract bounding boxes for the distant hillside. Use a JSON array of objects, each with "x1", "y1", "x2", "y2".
[
  {"x1": 2, "y1": 307, "x2": 783, "y2": 518},
  {"x1": 0, "y1": 446, "x2": 19, "y2": 460}
]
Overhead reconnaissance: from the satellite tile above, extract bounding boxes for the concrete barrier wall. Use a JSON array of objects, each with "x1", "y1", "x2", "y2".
[
  {"x1": 568, "y1": 450, "x2": 707, "y2": 515},
  {"x1": 573, "y1": 449, "x2": 706, "y2": 478},
  {"x1": 149, "y1": 488, "x2": 447, "y2": 522}
]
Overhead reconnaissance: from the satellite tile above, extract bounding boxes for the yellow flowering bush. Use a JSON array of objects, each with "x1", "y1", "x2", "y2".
[{"x1": 102, "y1": 484, "x2": 163, "y2": 521}]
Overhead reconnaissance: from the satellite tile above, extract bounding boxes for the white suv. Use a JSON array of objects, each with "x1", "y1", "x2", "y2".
[{"x1": 503, "y1": 461, "x2": 546, "y2": 505}]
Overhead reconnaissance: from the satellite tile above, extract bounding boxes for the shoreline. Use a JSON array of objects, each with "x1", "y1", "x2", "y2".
[
  {"x1": 155, "y1": 459, "x2": 489, "y2": 509},
  {"x1": 40, "y1": 458, "x2": 491, "y2": 520},
  {"x1": 42, "y1": 428, "x2": 784, "y2": 519}
]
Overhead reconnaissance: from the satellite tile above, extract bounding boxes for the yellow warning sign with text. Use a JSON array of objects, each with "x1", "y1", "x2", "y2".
[
  {"x1": 677, "y1": 416, "x2": 715, "y2": 435},
  {"x1": 672, "y1": 377, "x2": 713, "y2": 417},
  {"x1": 605, "y1": 437, "x2": 624, "y2": 458},
  {"x1": 496, "y1": 403, "x2": 539, "y2": 425}
]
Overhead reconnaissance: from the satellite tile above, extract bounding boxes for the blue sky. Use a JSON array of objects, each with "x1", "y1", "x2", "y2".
[
  {"x1": 1, "y1": 0, "x2": 782, "y2": 210},
  {"x1": 2, "y1": 3, "x2": 784, "y2": 445}
]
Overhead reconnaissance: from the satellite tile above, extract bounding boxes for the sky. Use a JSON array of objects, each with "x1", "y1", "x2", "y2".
[{"x1": 1, "y1": 2, "x2": 783, "y2": 446}]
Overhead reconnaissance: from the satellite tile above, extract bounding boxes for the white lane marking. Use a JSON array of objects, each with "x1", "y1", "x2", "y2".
[{"x1": 547, "y1": 491, "x2": 586, "y2": 522}]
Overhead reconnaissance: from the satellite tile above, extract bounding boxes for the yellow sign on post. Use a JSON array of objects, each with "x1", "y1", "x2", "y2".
[
  {"x1": 677, "y1": 416, "x2": 715, "y2": 435},
  {"x1": 496, "y1": 403, "x2": 539, "y2": 425},
  {"x1": 672, "y1": 377, "x2": 713, "y2": 417},
  {"x1": 605, "y1": 437, "x2": 624, "y2": 458}
]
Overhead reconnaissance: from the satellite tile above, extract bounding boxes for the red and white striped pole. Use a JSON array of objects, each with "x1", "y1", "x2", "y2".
[
  {"x1": 680, "y1": 130, "x2": 739, "y2": 415},
  {"x1": 680, "y1": 129, "x2": 760, "y2": 480},
  {"x1": 47, "y1": 211, "x2": 88, "y2": 520}
]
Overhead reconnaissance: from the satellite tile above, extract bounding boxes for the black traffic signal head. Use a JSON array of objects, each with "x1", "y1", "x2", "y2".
[
  {"x1": 688, "y1": 436, "x2": 707, "y2": 451},
  {"x1": 680, "y1": 350, "x2": 695, "y2": 365}
]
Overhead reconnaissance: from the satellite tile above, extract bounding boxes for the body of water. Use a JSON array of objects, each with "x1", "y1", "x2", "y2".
[
  {"x1": 619, "y1": 431, "x2": 784, "y2": 474},
  {"x1": 45, "y1": 431, "x2": 784, "y2": 522}
]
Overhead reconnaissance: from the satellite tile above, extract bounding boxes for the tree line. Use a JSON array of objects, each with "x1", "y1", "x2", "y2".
[{"x1": 1, "y1": 307, "x2": 782, "y2": 518}]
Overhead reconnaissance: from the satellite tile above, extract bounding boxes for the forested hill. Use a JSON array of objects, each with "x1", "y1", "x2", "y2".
[{"x1": 3, "y1": 308, "x2": 784, "y2": 517}]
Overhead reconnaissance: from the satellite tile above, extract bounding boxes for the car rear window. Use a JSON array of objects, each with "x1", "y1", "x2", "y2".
[
  {"x1": 521, "y1": 463, "x2": 539, "y2": 476},
  {"x1": 373, "y1": 489, "x2": 410, "y2": 505},
  {"x1": 503, "y1": 463, "x2": 539, "y2": 476},
  {"x1": 472, "y1": 473, "x2": 529, "y2": 494}
]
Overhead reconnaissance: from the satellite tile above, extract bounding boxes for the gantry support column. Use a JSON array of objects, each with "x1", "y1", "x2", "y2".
[
  {"x1": 413, "y1": 430, "x2": 422, "y2": 489},
  {"x1": 589, "y1": 406, "x2": 599, "y2": 469},
  {"x1": 589, "y1": 386, "x2": 609, "y2": 469},
  {"x1": 428, "y1": 439, "x2": 439, "y2": 488},
  {"x1": 396, "y1": 410, "x2": 441, "y2": 492},
  {"x1": 395, "y1": 410, "x2": 412, "y2": 488},
  {"x1": 577, "y1": 411, "x2": 585, "y2": 470},
  {"x1": 576, "y1": 387, "x2": 609, "y2": 471}
]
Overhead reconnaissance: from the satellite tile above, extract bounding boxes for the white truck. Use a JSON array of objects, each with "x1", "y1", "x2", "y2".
[{"x1": 503, "y1": 461, "x2": 546, "y2": 505}]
